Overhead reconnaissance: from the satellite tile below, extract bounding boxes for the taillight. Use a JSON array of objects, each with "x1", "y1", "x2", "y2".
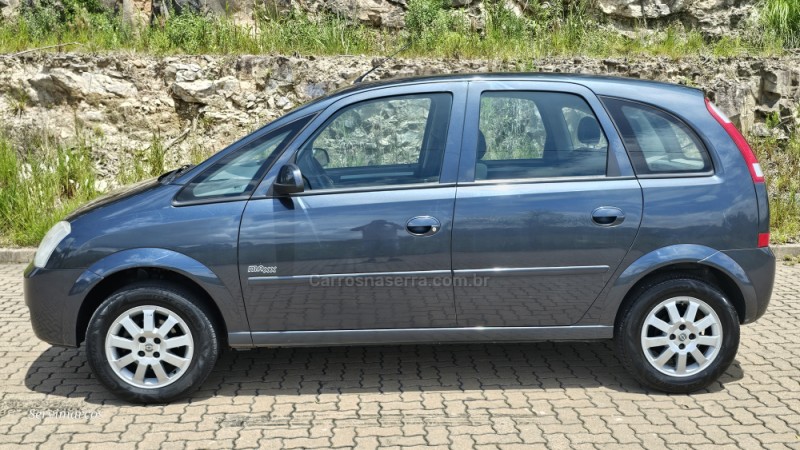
[
  {"x1": 705, "y1": 98, "x2": 764, "y2": 183},
  {"x1": 758, "y1": 233, "x2": 770, "y2": 248}
]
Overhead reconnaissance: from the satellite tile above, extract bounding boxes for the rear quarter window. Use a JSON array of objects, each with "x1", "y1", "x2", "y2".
[{"x1": 601, "y1": 97, "x2": 712, "y2": 176}]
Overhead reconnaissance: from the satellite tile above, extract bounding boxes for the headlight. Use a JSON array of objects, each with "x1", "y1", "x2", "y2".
[{"x1": 34, "y1": 221, "x2": 71, "y2": 268}]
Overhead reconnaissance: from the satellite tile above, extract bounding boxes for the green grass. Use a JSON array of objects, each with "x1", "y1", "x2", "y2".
[
  {"x1": 0, "y1": 128, "x2": 98, "y2": 246},
  {"x1": 396, "y1": 0, "x2": 784, "y2": 59},
  {"x1": 751, "y1": 128, "x2": 800, "y2": 244},
  {"x1": 0, "y1": 8, "x2": 387, "y2": 56},
  {"x1": 0, "y1": 0, "x2": 791, "y2": 58},
  {"x1": 0, "y1": 126, "x2": 212, "y2": 247},
  {"x1": 760, "y1": 0, "x2": 800, "y2": 48}
]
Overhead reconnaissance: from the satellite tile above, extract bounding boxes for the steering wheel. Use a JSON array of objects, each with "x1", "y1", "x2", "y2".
[{"x1": 297, "y1": 149, "x2": 334, "y2": 190}]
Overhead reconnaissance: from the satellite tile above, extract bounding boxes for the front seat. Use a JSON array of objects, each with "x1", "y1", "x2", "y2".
[{"x1": 475, "y1": 130, "x2": 488, "y2": 180}]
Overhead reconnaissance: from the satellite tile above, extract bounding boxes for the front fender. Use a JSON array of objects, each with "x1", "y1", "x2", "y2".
[
  {"x1": 70, "y1": 248, "x2": 250, "y2": 346},
  {"x1": 580, "y1": 244, "x2": 756, "y2": 326}
]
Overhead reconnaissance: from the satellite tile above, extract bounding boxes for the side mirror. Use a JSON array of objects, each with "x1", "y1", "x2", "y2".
[
  {"x1": 313, "y1": 148, "x2": 330, "y2": 167},
  {"x1": 273, "y1": 164, "x2": 305, "y2": 195}
]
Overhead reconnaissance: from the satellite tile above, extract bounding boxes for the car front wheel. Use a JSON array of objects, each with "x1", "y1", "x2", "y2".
[
  {"x1": 616, "y1": 277, "x2": 740, "y2": 393},
  {"x1": 86, "y1": 281, "x2": 219, "y2": 403}
]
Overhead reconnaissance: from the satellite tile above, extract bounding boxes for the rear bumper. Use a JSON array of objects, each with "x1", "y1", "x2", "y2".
[
  {"x1": 722, "y1": 247, "x2": 775, "y2": 324},
  {"x1": 24, "y1": 263, "x2": 89, "y2": 347}
]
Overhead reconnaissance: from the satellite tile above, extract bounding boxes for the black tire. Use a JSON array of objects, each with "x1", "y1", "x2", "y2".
[
  {"x1": 86, "y1": 281, "x2": 220, "y2": 403},
  {"x1": 615, "y1": 277, "x2": 739, "y2": 393}
]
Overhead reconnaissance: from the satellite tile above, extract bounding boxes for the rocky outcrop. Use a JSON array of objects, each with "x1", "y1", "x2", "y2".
[
  {"x1": 28, "y1": 68, "x2": 139, "y2": 105},
  {"x1": 0, "y1": 0, "x2": 19, "y2": 19},
  {"x1": 595, "y1": 0, "x2": 755, "y2": 35},
  {"x1": 0, "y1": 52, "x2": 797, "y2": 184}
]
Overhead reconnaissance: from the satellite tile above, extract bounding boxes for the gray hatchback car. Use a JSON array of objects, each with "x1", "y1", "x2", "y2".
[{"x1": 25, "y1": 74, "x2": 775, "y2": 403}]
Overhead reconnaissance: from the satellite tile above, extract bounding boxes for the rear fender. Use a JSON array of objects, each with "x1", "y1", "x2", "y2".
[{"x1": 580, "y1": 244, "x2": 755, "y2": 325}]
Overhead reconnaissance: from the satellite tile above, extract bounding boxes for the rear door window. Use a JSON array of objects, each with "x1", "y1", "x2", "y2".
[
  {"x1": 475, "y1": 91, "x2": 608, "y2": 180},
  {"x1": 601, "y1": 97, "x2": 712, "y2": 175}
]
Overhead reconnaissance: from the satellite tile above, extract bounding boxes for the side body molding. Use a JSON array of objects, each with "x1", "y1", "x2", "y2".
[
  {"x1": 72, "y1": 248, "x2": 252, "y2": 347},
  {"x1": 581, "y1": 244, "x2": 756, "y2": 326}
]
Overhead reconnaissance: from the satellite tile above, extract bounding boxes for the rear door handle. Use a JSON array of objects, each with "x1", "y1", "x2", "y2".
[
  {"x1": 591, "y1": 207, "x2": 625, "y2": 226},
  {"x1": 406, "y1": 216, "x2": 441, "y2": 236}
]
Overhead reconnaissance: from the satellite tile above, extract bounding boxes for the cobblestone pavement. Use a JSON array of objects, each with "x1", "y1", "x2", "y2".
[{"x1": 0, "y1": 262, "x2": 799, "y2": 449}]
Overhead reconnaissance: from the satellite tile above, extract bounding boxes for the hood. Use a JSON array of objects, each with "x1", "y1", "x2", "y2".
[{"x1": 65, "y1": 177, "x2": 161, "y2": 222}]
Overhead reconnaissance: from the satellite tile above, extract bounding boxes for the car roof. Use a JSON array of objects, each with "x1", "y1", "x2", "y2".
[{"x1": 330, "y1": 72, "x2": 703, "y2": 98}]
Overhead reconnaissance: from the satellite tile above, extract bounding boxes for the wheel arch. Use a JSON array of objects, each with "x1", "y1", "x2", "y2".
[
  {"x1": 613, "y1": 262, "x2": 747, "y2": 331},
  {"x1": 590, "y1": 245, "x2": 757, "y2": 328},
  {"x1": 70, "y1": 248, "x2": 250, "y2": 347}
]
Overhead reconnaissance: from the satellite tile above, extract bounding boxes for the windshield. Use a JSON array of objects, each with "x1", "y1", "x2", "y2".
[{"x1": 175, "y1": 115, "x2": 313, "y2": 203}]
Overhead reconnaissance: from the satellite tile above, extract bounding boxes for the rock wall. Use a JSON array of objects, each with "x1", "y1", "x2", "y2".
[
  {"x1": 0, "y1": 0, "x2": 18, "y2": 20},
  {"x1": 0, "y1": 52, "x2": 798, "y2": 183},
  {"x1": 595, "y1": 0, "x2": 756, "y2": 35}
]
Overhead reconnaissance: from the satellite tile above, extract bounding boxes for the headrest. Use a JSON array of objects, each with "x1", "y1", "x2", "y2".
[
  {"x1": 577, "y1": 116, "x2": 601, "y2": 145},
  {"x1": 477, "y1": 130, "x2": 487, "y2": 160}
]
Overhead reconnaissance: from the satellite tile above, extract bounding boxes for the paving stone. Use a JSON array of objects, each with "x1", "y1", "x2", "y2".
[{"x1": 0, "y1": 262, "x2": 797, "y2": 448}]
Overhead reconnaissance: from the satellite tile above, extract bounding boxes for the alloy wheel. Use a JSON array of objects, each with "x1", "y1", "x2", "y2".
[
  {"x1": 104, "y1": 305, "x2": 195, "y2": 389},
  {"x1": 640, "y1": 296, "x2": 723, "y2": 377}
]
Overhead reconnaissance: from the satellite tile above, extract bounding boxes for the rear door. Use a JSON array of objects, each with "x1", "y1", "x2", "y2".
[
  {"x1": 239, "y1": 83, "x2": 466, "y2": 333},
  {"x1": 452, "y1": 81, "x2": 643, "y2": 327}
]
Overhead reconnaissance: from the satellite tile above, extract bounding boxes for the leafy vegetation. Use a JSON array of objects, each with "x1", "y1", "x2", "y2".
[
  {"x1": 751, "y1": 124, "x2": 800, "y2": 244},
  {"x1": 0, "y1": 6, "x2": 384, "y2": 56},
  {"x1": 0, "y1": 0, "x2": 793, "y2": 57}
]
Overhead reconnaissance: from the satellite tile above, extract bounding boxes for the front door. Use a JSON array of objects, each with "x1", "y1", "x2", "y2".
[
  {"x1": 452, "y1": 82, "x2": 643, "y2": 327},
  {"x1": 240, "y1": 87, "x2": 465, "y2": 332}
]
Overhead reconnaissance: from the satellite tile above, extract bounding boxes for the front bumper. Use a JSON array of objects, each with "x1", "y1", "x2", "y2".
[{"x1": 24, "y1": 263, "x2": 91, "y2": 347}]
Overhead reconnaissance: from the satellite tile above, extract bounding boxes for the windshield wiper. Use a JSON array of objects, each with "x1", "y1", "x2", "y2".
[{"x1": 159, "y1": 164, "x2": 195, "y2": 184}]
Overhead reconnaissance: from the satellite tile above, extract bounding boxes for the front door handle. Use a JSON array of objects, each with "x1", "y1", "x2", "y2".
[
  {"x1": 592, "y1": 207, "x2": 625, "y2": 226},
  {"x1": 406, "y1": 216, "x2": 441, "y2": 236}
]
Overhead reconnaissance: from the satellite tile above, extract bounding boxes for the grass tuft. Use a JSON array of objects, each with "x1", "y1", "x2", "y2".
[{"x1": 760, "y1": 0, "x2": 800, "y2": 48}]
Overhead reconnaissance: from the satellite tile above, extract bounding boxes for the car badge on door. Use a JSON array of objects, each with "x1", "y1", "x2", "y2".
[{"x1": 247, "y1": 265, "x2": 277, "y2": 274}]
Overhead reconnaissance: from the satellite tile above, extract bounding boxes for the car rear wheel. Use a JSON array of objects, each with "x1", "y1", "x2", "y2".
[
  {"x1": 616, "y1": 277, "x2": 739, "y2": 393},
  {"x1": 86, "y1": 281, "x2": 219, "y2": 403}
]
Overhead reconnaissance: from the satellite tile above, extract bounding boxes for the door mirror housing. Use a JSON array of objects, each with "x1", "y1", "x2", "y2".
[{"x1": 273, "y1": 164, "x2": 305, "y2": 195}]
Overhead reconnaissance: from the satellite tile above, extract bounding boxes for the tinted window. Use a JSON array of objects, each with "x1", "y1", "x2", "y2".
[
  {"x1": 176, "y1": 116, "x2": 311, "y2": 202},
  {"x1": 296, "y1": 93, "x2": 452, "y2": 190},
  {"x1": 476, "y1": 92, "x2": 608, "y2": 180},
  {"x1": 602, "y1": 97, "x2": 711, "y2": 175}
]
